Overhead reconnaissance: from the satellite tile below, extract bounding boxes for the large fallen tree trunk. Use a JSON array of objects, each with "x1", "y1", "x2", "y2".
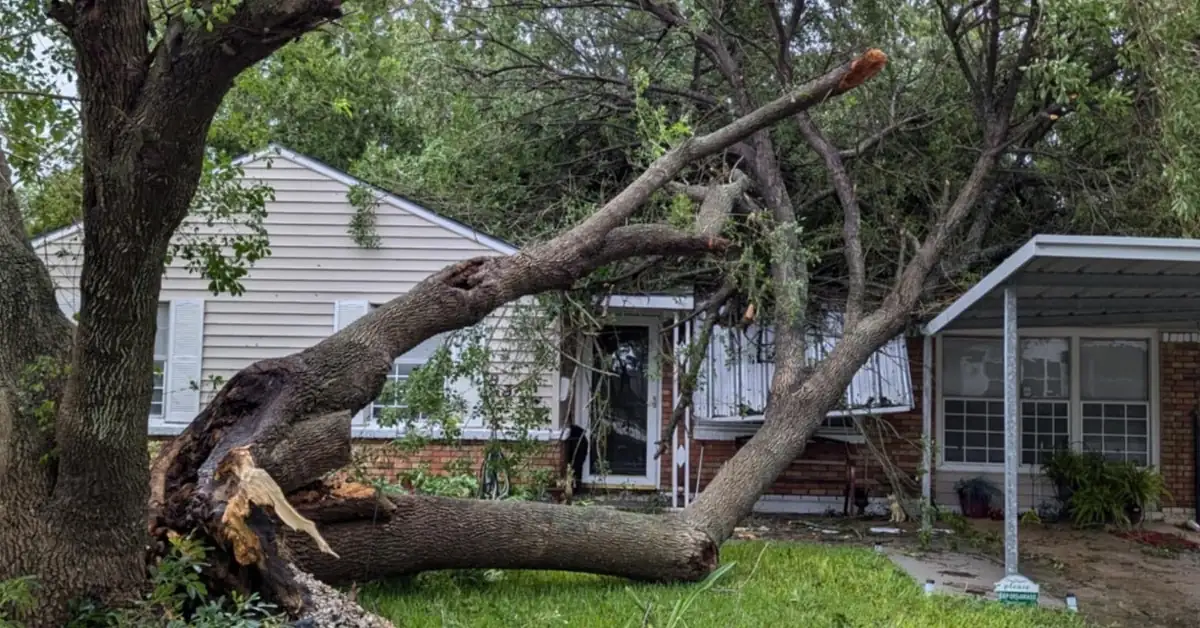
[{"x1": 143, "y1": 50, "x2": 887, "y2": 624}]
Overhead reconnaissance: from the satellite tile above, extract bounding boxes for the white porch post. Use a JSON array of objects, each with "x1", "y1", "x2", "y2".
[
  {"x1": 1002, "y1": 287, "x2": 1019, "y2": 575},
  {"x1": 683, "y1": 316, "x2": 693, "y2": 506},
  {"x1": 671, "y1": 313, "x2": 680, "y2": 509},
  {"x1": 921, "y1": 334, "x2": 933, "y2": 527}
]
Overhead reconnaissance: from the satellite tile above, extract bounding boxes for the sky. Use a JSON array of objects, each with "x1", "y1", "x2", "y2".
[{"x1": 6, "y1": 34, "x2": 77, "y2": 186}]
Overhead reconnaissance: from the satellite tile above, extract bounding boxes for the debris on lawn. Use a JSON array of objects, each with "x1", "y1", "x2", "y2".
[
  {"x1": 733, "y1": 525, "x2": 771, "y2": 540},
  {"x1": 869, "y1": 526, "x2": 903, "y2": 535},
  {"x1": 791, "y1": 520, "x2": 844, "y2": 535},
  {"x1": 1114, "y1": 529, "x2": 1200, "y2": 552}
]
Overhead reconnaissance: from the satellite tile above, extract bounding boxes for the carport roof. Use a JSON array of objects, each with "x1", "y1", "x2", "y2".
[{"x1": 923, "y1": 235, "x2": 1200, "y2": 334}]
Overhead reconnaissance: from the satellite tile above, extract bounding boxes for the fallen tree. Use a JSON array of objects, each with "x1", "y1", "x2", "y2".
[
  {"x1": 140, "y1": 50, "x2": 888, "y2": 622},
  {"x1": 1, "y1": 0, "x2": 1128, "y2": 625},
  {"x1": 0, "y1": 1, "x2": 889, "y2": 623}
]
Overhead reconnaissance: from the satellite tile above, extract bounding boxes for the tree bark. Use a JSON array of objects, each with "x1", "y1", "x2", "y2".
[{"x1": 290, "y1": 493, "x2": 716, "y2": 584}]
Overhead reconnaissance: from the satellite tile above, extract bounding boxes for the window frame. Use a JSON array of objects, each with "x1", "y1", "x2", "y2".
[
  {"x1": 936, "y1": 327, "x2": 1159, "y2": 474},
  {"x1": 150, "y1": 301, "x2": 170, "y2": 420}
]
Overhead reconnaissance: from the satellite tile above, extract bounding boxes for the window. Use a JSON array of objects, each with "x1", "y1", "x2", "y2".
[
  {"x1": 151, "y1": 302, "x2": 169, "y2": 417},
  {"x1": 1080, "y1": 339, "x2": 1150, "y2": 465},
  {"x1": 941, "y1": 337, "x2": 1005, "y2": 463},
  {"x1": 698, "y1": 320, "x2": 909, "y2": 434},
  {"x1": 368, "y1": 333, "x2": 445, "y2": 424},
  {"x1": 940, "y1": 334, "x2": 1153, "y2": 468},
  {"x1": 1020, "y1": 338, "x2": 1070, "y2": 465}
]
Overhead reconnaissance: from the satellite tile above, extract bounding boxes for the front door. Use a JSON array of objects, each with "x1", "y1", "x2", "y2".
[{"x1": 582, "y1": 322, "x2": 660, "y2": 486}]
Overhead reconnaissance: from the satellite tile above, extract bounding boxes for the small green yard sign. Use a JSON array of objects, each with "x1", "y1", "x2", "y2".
[{"x1": 994, "y1": 575, "x2": 1039, "y2": 606}]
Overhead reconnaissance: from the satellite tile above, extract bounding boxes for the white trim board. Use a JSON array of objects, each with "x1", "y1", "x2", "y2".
[
  {"x1": 151, "y1": 424, "x2": 562, "y2": 441},
  {"x1": 602, "y1": 294, "x2": 694, "y2": 311}
]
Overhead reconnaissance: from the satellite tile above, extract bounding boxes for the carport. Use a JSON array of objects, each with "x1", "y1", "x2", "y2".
[{"x1": 919, "y1": 234, "x2": 1200, "y2": 579}]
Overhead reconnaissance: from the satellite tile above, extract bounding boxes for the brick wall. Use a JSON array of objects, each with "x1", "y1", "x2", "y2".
[
  {"x1": 346, "y1": 439, "x2": 563, "y2": 486},
  {"x1": 1159, "y1": 339, "x2": 1198, "y2": 510}
]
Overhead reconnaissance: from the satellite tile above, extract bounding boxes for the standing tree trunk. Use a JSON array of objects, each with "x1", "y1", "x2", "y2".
[{"x1": 0, "y1": 1, "x2": 347, "y2": 623}]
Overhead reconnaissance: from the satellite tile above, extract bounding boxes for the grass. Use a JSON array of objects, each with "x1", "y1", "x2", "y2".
[{"x1": 357, "y1": 541, "x2": 1088, "y2": 627}]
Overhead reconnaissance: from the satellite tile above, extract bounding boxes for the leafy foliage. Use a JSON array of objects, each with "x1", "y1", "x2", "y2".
[
  {"x1": 65, "y1": 535, "x2": 287, "y2": 627},
  {"x1": 164, "y1": 153, "x2": 274, "y2": 296},
  {"x1": 0, "y1": 0, "x2": 77, "y2": 182},
  {"x1": 1040, "y1": 448, "x2": 1170, "y2": 528},
  {"x1": 1120, "y1": 0, "x2": 1200, "y2": 219},
  {"x1": 0, "y1": 575, "x2": 37, "y2": 627}
]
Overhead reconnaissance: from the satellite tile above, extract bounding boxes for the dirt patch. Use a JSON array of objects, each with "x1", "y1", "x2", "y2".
[
  {"x1": 999, "y1": 520, "x2": 1200, "y2": 628},
  {"x1": 734, "y1": 514, "x2": 1200, "y2": 627}
]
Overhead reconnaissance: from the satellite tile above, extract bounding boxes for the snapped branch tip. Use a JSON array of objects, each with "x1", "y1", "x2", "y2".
[{"x1": 838, "y1": 49, "x2": 889, "y2": 91}]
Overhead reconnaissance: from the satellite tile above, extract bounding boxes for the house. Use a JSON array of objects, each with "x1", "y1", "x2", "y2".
[{"x1": 31, "y1": 146, "x2": 1197, "y2": 524}]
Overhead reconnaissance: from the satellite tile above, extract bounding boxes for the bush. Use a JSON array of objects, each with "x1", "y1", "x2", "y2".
[
  {"x1": 1040, "y1": 447, "x2": 1169, "y2": 528},
  {"x1": 0, "y1": 576, "x2": 37, "y2": 627},
  {"x1": 61, "y1": 535, "x2": 287, "y2": 627}
]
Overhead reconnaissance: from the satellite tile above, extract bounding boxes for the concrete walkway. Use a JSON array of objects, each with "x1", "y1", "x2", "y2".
[{"x1": 884, "y1": 548, "x2": 1066, "y2": 610}]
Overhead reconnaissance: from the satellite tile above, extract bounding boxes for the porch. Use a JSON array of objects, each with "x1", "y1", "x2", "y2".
[
  {"x1": 572, "y1": 296, "x2": 915, "y2": 514},
  {"x1": 922, "y1": 234, "x2": 1200, "y2": 576}
]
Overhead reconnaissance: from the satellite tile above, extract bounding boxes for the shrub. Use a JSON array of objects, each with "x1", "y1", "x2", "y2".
[
  {"x1": 1040, "y1": 447, "x2": 1169, "y2": 528},
  {"x1": 65, "y1": 535, "x2": 288, "y2": 627}
]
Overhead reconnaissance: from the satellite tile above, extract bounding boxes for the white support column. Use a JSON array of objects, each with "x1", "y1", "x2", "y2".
[
  {"x1": 1002, "y1": 287, "x2": 1020, "y2": 576},
  {"x1": 684, "y1": 317, "x2": 693, "y2": 506},
  {"x1": 671, "y1": 313, "x2": 680, "y2": 509},
  {"x1": 921, "y1": 334, "x2": 933, "y2": 528}
]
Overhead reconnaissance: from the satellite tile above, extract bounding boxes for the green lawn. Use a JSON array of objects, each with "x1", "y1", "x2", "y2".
[{"x1": 357, "y1": 541, "x2": 1087, "y2": 627}]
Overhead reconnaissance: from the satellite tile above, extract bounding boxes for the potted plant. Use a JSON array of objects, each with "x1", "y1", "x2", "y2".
[{"x1": 954, "y1": 476, "x2": 1000, "y2": 518}]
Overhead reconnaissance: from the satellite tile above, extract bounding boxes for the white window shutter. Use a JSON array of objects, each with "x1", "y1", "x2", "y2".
[
  {"x1": 333, "y1": 300, "x2": 371, "y2": 423},
  {"x1": 165, "y1": 300, "x2": 205, "y2": 424}
]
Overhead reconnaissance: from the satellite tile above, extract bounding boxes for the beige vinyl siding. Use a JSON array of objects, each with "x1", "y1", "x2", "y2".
[
  {"x1": 33, "y1": 153, "x2": 560, "y2": 432},
  {"x1": 935, "y1": 470, "x2": 1058, "y2": 513},
  {"x1": 479, "y1": 299, "x2": 559, "y2": 422}
]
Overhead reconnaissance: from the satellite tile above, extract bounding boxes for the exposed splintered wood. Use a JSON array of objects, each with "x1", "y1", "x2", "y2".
[{"x1": 215, "y1": 447, "x2": 338, "y2": 566}]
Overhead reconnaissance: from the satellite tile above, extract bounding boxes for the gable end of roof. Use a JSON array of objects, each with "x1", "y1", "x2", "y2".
[
  {"x1": 239, "y1": 145, "x2": 519, "y2": 256},
  {"x1": 30, "y1": 145, "x2": 521, "y2": 257}
]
